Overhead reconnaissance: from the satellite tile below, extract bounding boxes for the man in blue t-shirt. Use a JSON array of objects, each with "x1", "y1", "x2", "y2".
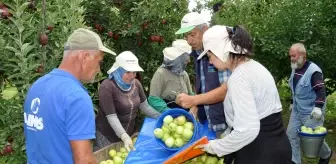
[{"x1": 23, "y1": 28, "x2": 116, "y2": 164}]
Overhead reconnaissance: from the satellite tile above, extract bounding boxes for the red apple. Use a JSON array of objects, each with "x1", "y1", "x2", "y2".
[
  {"x1": 154, "y1": 35, "x2": 161, "y2": 41},
  {"x1": 95, "y1": 24, "x2": 100, "y2": 30},
  {"x1": 138, "y1": 42, "x2": 142, "y2": 47},
  {"x1": 1, "y1": 7, "x2": 11, "y2": 18},
  {"x1": 114, "y1": 34, "x2": 119, "y2": 40},
  {"x1": 4, "y1": 145, "x2": 13, "y2": 154},
  {"x1": 162, "y1": 19, "x2": 167, "y2": 24},
  {"x1": 36, "y1": 64, "x2": 44, "y2": 73},
  {"x1": 47, "y1": 25, "x2": 53, "y2": 31},
  {"x1": 150, "y1": 35, "x2": 156, "y2": 42},
  {"x1": 108, "y1": 31, "x2": 113, "y2": 38},
  {"x1": 39, "y1": 33, "x2": 48, "y2": 46},
  {"x1": 143, "y1": 22, "x2": 149, "y2": 29}
]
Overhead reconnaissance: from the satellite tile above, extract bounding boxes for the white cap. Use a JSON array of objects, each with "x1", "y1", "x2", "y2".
[
  {"x1": 172, "y1": 39, "x2": 192, "y2": 54},
  {"x1": 197, "y1": 25, "x2": 248, "y2": 61},
  {"x1": 107, "y1": 51, "x2": 144, "y2": 74},
  {"x1": 175, "y1": 12, "x2": 207, "y2": 34},
  {"x1": 163, "y1": 39, "x2": 192, "y2": 60}
]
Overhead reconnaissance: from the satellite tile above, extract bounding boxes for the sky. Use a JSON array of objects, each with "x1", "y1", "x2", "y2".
[{"x1": 188, "y1": 0, "x2": 212, "y2": 23}]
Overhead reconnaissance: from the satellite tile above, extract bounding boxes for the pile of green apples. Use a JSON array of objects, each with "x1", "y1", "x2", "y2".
[
  {"x1": 183, "y1": 153, "x2": 224, "y2": 164},
  {"x1": 154, "y1": 115, "x2": 194, "y2": 148},
  {"x1": 100, "y1": 137, "x2": 137, "y2": 164},
  {"x1": 301, "y1": 126, "x2": 327, "y2": 134}
]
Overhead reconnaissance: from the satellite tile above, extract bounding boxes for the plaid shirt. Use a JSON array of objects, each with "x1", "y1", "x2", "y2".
[{"x1": 199, "y1": 58, "x2": 231, "y2": 131}]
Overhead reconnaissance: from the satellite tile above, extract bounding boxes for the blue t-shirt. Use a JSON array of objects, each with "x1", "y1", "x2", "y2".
[{"x1": 24, "y1": 69, "x2": 96, "y2": 164}]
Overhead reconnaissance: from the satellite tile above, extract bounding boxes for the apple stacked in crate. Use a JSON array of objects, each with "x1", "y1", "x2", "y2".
[
  {"x1": 300, "y1": 126, "x2": 327, "y2": 134},
  {"x1": 99, "y1": 137, "x2": 137, "y2": 164},
  {"x1": 183, "y1": 153, "x2": 224, "y2": 164},
  {"x1": 154, "y1": 115, "x2": 194, "y2": 148}
]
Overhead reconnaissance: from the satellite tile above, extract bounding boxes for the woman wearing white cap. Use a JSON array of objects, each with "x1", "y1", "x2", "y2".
[
  {"x1": 94, "y1": 51, "x2": 160, "y2": 152},
  {"x1": 195, "y1": 25, "x2": 292, "y2": 164},
  {"x1": 149, "y1": 40, "x2": 193, "y2": 111}
]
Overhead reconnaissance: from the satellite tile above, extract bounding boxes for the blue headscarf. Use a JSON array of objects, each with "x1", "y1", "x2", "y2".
[{"x1": 109, "y1": 67, "x2": 132, "y2": 91}]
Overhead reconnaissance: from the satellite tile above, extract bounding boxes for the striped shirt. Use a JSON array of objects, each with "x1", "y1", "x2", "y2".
[
  {"x1": 199, "y1": 54, "x2": 231, "y2": 131},
  {"x1": 291, "y1": 61, "x2": 326, "y2": 108}
]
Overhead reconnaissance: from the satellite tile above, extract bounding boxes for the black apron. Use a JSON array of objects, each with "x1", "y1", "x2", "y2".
[{"x1": 225, "y1": 112, "x2": 292, "y2": 164}]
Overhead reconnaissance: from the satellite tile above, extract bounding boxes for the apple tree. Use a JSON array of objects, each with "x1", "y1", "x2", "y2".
[{"x1": 209, "y1": 0, "x2": 336, "y2": 95}]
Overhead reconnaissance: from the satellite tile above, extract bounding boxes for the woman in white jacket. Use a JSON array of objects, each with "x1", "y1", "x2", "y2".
[{"x1": 195, "y1": 25, "x2": 292, "y2": 164}]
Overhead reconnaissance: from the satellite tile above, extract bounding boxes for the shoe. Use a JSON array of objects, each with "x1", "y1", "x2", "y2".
[{"x1": 319, "y1": 149, "x2": 333, "y2": 164}]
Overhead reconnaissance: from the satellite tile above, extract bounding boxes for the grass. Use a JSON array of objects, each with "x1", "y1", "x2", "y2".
[{"x1": 279, "y1": 84, "x2": 336, "y2": 164}]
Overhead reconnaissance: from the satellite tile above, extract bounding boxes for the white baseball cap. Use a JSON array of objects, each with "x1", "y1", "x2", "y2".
[
  {"x1": 197, "y1": 25, "x2": 248, "y2": 61},
  {"x1": 175, "y1": 12, "x2": 207, "y2": 35},
  {"x1": 107, "y1": 51, "x2": 144, "y2": 74}
]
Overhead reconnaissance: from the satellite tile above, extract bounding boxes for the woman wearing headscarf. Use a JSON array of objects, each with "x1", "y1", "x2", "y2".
[
  {"x1": 149, "y1": 39, "x2": 193, "y2": 111},
  {"x1": 195, "y1": 25, "x2": 292, "y2": 164},
  {"x1": 94, "y1": 51, "x2": 160, "y2": 152}
]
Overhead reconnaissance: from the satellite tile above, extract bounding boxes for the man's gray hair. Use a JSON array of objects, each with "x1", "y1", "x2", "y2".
[
  {"x1": 196, "y1": 23, "x2": 209, "y2": 31},
  {"x1": 291, "y1": 43, "x2": 306, "y2": 55}
]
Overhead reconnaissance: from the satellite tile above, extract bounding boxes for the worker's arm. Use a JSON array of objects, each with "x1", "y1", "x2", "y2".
[
  {"x1": 176, "y1": 83, "x2": 228, "y2": 108},
  {"x1": 194, "y1": 82, "x2": 227, "y2": 105},
  {"x1": 70, "y1": 140, "x2": 97, "y2": 164}
]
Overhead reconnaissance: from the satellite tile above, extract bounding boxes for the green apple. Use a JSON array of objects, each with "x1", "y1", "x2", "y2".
[
  {"x1": 163, "y1": 115, "x2": 174, "y2": 124},
  {"x1": 113, "y1": 156, "x2": 123, "y2": 164},
  {"x1": 162, "y1": 133, "x2": 170, "y2": 142},
  {"x1": 217, "y1": 158, "x2": 224, "y2": 164},
  {"x1": 173, "y1": 133, "x2": 181, "y2": 139},
  {"x1": 176, "y1": 115, "x2": 187, "y2": 126},
  {"x1": 182, "y1": 128, "x2": 193, "y2": 141},
  {"x1": 116, "y1": 152, "x2": 122, "y2": 157},
  {"x1": 169, "y1": 122, "x2": 177, "y2": 132},
  {"x1": 205, "y1": 156, "x2": 218, "y2": 164},
  {"x1": 162, "y1": 125, "x2": 170, "y2": 134},
  {"x1": 174, "y1": 138, "x2": 185, "y2": 147},
  {"x1": 175, "y1": 126, "x2": 184, "y2": 135},
  {"x1": 105, "y1": 160, "x2": 114, "y2": 164},
  {"x1": 302, "y1": 128, "x2": 313, "y2": 134},
  {"x1": 184, "y1": 122, "x2": 194, "y2": 131},
  {"x1": 121, "y1": 152, "x2": 128, "y2": 159},
  {"x1": 200, "y1": 154, "x2": 207, "y2": 162},
  {"x1": 119, "y1": 147, "x2": 127, "y2": 153},
  {"x1": 154, "y1": 128, "x2": 164, "y2": 138},
  {"x1": 165, "y1": 137, "x2": 175, "y2": 148},
  {"x1": 301, "y1": 126, "x2": 307, "y2": 132},
  {"x1": 109, "y1": 149, "x2": 117, "y2": 158},
  {"x1": 100, "y1": 161, "x2": 107, "y2": 164}
]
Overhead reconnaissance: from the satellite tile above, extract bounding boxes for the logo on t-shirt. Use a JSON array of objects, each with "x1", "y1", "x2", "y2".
[{"x1": 24, "y1": 98, "x2": 44, "y2": 131}]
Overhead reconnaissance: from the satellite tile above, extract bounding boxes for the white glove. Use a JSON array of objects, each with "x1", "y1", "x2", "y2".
[
  {"x1": 289, "y1": 104, "x2": 293, "y2": 111},
  {"x1": 121, "y1": 133, "x2": 135, "y2": 152},
  {"x1": 311, "y1": 107, "x2": 322, "y2": 119},
  {"x1": 194, "y1": 140, "x2": 216, "y2": 155}
]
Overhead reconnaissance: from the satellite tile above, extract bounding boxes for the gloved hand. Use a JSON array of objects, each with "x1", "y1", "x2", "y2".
[
  {"x1": 289, "y1": 104, "x2": 293, "y2": 111},
  {"x1": 194, "y1": 140, "x2": 216, "y2": 155},
  {"x1": 311, "y1": 107, "x2": 322, "y2": 119},
  {"x1": 121, "y1": 133, "x2": 135, "y2": 152}
]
